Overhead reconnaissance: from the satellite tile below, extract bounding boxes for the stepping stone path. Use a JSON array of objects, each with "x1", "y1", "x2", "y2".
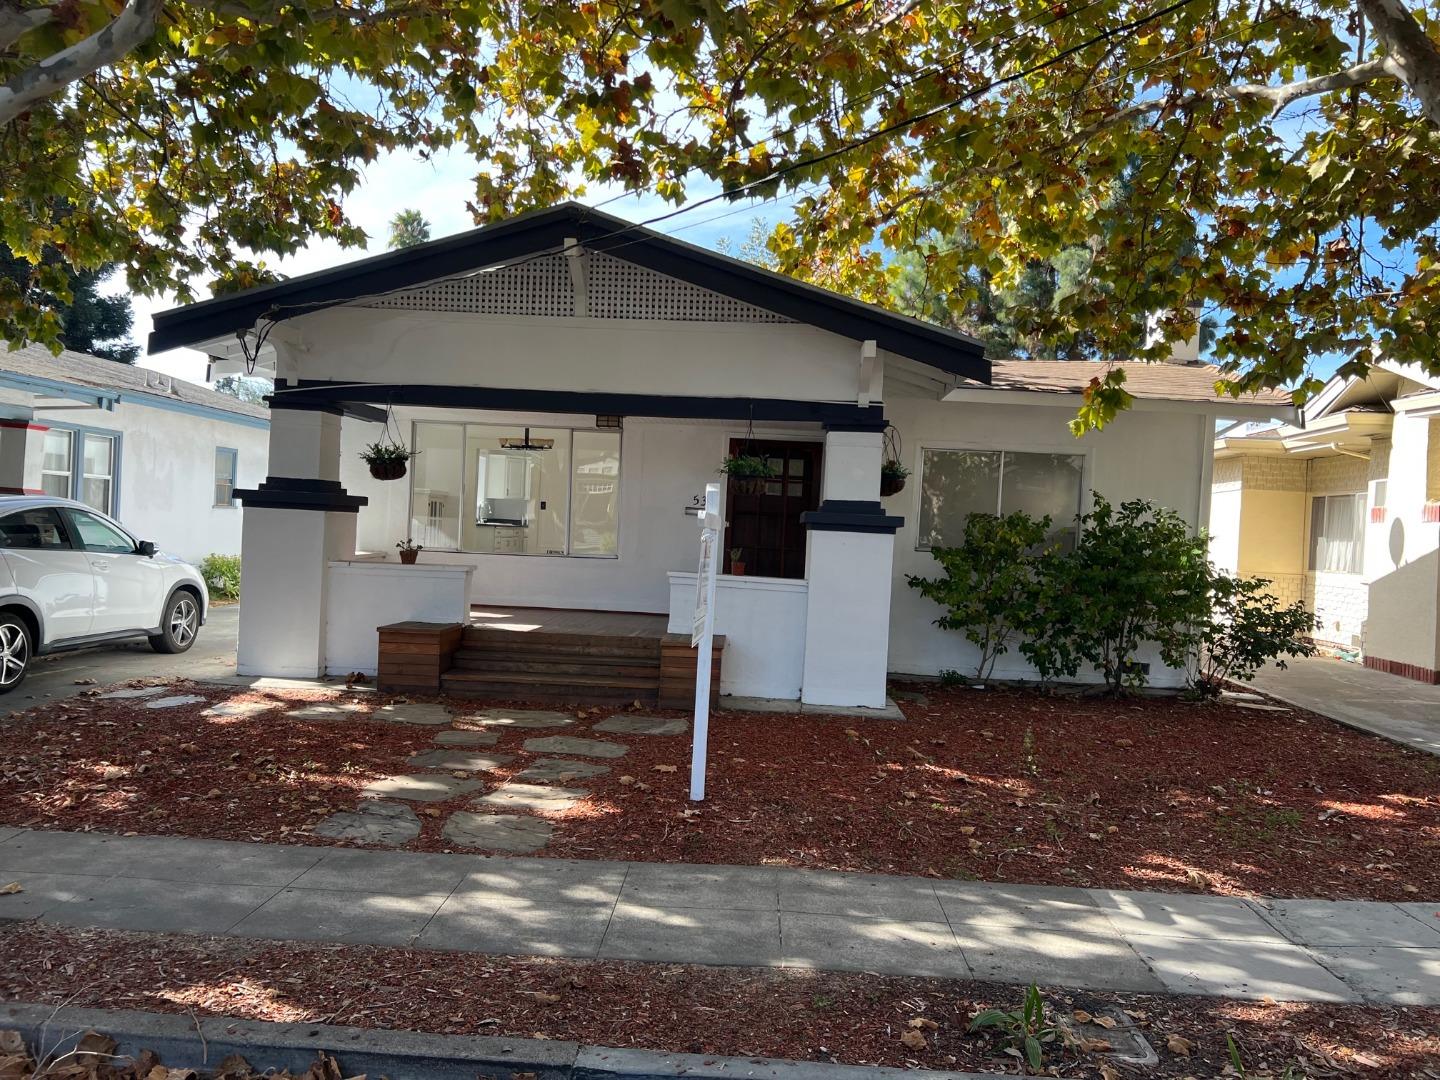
[
  {"x1": 516, "y1": 758, "x2": 612, "y2": 783},
  {"x1": 469, "y1": 708, "x2": 574, "y2": 729},
  {"x1": 593, "y1": 714, "x2": 689, "y2": 736},
  {"x1": 312, "y1": 800, "x2": 420, "y2": 845},
  {"x1": 144, "y1": 694, "x2": 208, "y2": 710},
  {"x1": 474, "y1": 783, "x2": 589, "y2": 812},
  {"x1": 523, "y1": 735, "x2": 628, "y2": 759},
  {"x1": 98, "y1": 686, "x2": 170, "y2": 700},
  {"x1": 373, "y1": 703, "x2": 452, "y2": 726},
  {"x1": 287, "y1": 703, "x2": 369, "y2": 721},
  {"x1": 433, "y1": 729, "x2": 500, "y2": 747},
  {"x1": 406, "y1": 749, "x2": 513, "y2": 772},
  {"x1": 201, "y1": 700, "x2": 278, "y2": 719},
  {"x1": 442, "y1": 812, "x2": 552, "y2": 853},
  {"x1": 361, "y1": 774, "x2": 485, "y2": 802}
]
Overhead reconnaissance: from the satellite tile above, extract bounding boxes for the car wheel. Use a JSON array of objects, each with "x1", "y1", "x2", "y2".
[
  {"x1": 0, "y1": 614, "x2": 32, "y2": 693},
  {"x1": 150, "y1": 591, "x2": 200, "y2": 654}
]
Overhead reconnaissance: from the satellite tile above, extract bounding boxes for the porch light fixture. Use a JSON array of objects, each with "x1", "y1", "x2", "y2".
[{"x1": 498, "y1": 428, "x2": 555, "y2": 451}]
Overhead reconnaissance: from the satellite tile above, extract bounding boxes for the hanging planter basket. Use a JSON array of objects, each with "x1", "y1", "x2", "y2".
[
  {"x1": 879, "y1": 424, "x2": 909, "y2": 498},
  {"x1": 880, "y1": 472, "x2": 907, "y2": 497},
  {"x1": 369, "y1": 459, "x2": 408, "y2": 482},
  {"x1": 731, "y1": 476, "x2": 768, "y2": 497}
]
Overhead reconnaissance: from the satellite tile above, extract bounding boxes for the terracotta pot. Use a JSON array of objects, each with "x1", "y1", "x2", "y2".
[
  {"x1": 399, "y1": 548, "x2": 420, "y2": 565},
  {"x1": 880, "y1": 473, "x2": 907, "y2": 497},
  {"x1": 369, "y1": 458, "x2": 407, "y2": 481},
  {"x1": 730, "y1": 561, "x2": 747, "y2": 576}
]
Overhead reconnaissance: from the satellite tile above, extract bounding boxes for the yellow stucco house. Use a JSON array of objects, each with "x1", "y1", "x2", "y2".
[{"x1": 1209, "y1": 360, "x2": 1440, "y2": 684}]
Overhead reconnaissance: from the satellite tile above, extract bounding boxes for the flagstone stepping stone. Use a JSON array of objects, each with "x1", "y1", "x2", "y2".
[
  {"x1": 98, "y1": 686, "x2": 170, "y2": 700},
  {"x1": 433, "y1": 729, "x2": 500, "y2": 747},
  {"x1": 468, "y1": 708, "x2": 574, "y2": 729},
  {"x1": 473, "y1": 783, "x2": 590, "y2": 812},
  {"x1": 516, "y1": 758, "x2": 612, "y2": 783},
  {"x1": 374, "y1": 703, "x2": 452, "y2": 727},
  {"x1": 361, "y1": 774, "x2": 485, "y2": 802},
  {"x1": 441, "y1": 812, "x2": 552, "y2": 853},
  {"x1": 287, "y1": 702, "x2": 369, "y2": 721},
  {"x1": 523, "y1": 735, "x2": 628, "y2": 759},
  {"x1": 201, "y1": 700, "x2": 279, "y2": 719},
  {"x1": 593, "y1": 715, "x2": 689, "y2": 736},
  {"x1": 312, "y1": 800, "x2": 420, "y2": 845},
  {"x1": 144, "y1": 694, "x2": 208, "y2": 710},
  {"x1": 406, "y1": 749, "x2": 513, "y2": 772}
]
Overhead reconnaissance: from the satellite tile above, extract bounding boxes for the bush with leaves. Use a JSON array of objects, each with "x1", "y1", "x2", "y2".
[
  {"x1": 1019, "y1": 495, "x2": 1211, "y2": 695},
  {"x1": 199, "y1": 553, "x2": 241, "y2": 602},
  {"x1": 1188, "y1": 572, "x2": 1318, "y2": 695},
  {"x1": 906, "y1": 511, "x2": 1052, "y2": 681}
]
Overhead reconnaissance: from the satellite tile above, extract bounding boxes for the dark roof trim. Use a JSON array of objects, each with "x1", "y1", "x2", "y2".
[
  {"x1": 149, "y1": 202, "x2": 988, "y2": 383},
  {"x1": 273, "y1": 380, "x2": 885, "y2": 425}
]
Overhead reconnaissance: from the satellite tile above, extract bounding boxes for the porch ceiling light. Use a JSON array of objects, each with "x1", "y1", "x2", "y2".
[{"x1": 498, "y1": 428, "x2": 555, "y2": 451}]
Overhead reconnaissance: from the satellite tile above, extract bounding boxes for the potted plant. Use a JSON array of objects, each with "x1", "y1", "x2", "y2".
[
  {"x1": 881, "y1": 458, "x2": 910, "y2": 497},
  {"x1": 729, "y1": 547, "x2": 746, "y2": 576},
  {"x1": 396, "y1": 537, "x2": 422, "y2": 565},
  {"x1": 720, "y1": 453, "x2": 778, "y2": 496},
  {"x1": 361, "y1": 441, "x2": 413, "y2": 481}
]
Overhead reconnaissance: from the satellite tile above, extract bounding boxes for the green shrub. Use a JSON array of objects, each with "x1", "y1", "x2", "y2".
[
  {"x1": 907, "y1": 511, "x2": 1053, "y2": 681},
  {"x1": 1188, "y1": 571, "x2": 1318, "y2": 694},
  {"x1": 199, "y1": 553, "x2": 241, "y2": 601}
]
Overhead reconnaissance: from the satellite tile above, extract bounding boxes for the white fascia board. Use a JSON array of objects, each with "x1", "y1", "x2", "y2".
[
  {"x1": 941, "y1": 386, "x2": 1297, "y2": 422},
  {"x1": 1390, "y1": 389, "x2": 1440, "y2": 417}
]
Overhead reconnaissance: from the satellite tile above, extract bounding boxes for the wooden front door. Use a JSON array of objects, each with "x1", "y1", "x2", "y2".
[{"x1": 723, "y1": 439, "x2": 822, "y2": 579}]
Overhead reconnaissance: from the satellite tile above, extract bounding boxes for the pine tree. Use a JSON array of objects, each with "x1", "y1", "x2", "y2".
[{"x1": 1, "y1": 244, "x2": 138, "y2": 363}]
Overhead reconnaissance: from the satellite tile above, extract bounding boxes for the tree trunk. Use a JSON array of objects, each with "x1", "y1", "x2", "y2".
[{"x1": 1360, "y1": 0, "x2": 1440, "y2": 127}]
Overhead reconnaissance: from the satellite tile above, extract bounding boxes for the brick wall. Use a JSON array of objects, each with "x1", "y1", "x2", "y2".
[
  {"x1": 1212, "y1": 458, "x2": 1243, "y2": 486},
  {"x1": 1309, "y1": 455, "x2": 1369, "y2": 495},
  {"x1": 1241, "y1": 456, "x2": 1307, "y2": 491}
]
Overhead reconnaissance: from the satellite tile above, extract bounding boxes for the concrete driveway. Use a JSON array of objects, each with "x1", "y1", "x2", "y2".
[
  {"x1": 1250, "y1": 654, "x2": 1440, "y2": 758},
  {"x1": 0, "y1": 604, "x2": 239, "y2": 718}
]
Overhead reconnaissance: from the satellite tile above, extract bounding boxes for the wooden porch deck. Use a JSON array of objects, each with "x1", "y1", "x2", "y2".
[{"x1": 378, "y1": 606, "x2": 720, "y2": 707}]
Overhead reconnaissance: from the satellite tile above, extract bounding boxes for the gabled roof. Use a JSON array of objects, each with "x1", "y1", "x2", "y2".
[
  {"x1": 149, "y1": 201, "x2": 989, "y2": 382},
  {"x1": 954, "y1": 359, "x2": 1295, "y2": 417},
  {"x1": 1, "y1": 343, "x2": 268, "y2": 423}
]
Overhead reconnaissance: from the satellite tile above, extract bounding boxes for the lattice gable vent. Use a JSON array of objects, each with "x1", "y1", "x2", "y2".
[{"x1": 359, "y1": 250, "x2": 793, "y2": 323}]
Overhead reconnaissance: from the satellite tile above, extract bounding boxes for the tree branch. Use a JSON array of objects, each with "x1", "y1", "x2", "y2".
[
  {"x1": 1359, "y1": 0, "x2": 1440, "y2": 127},
  {"x1": 1221, "y1": 55, "x2": 1400, "y2": 112},
  {"x1": 0, "y1": 0, "x2": 162, "y2": 127},
  {"x1": 0, "y1": 3, "x2": 58, "y2": 52}
]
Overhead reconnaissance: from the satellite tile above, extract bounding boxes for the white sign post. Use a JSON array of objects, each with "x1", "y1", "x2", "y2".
[{"x1": 689, "y1": 481, "x2": 722, "y2": 801}]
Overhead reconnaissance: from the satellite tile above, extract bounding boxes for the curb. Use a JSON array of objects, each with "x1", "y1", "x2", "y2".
[{"x1": 1, "y1": 1003, "x2": 994, "y2": 1080}]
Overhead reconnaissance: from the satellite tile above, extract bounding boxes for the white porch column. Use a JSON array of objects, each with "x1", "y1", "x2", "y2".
[
  {"x1": 236, "y1": 405, "x2": 366, "y2": 677},
  {"x1": 800, "y1": 425, "x2": 901, "y2": 709},
  {"x1": 0, "y1": 409, "x2": 49, "y2": 495}
]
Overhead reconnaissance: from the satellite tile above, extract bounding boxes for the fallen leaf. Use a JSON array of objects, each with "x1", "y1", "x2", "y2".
[
  {"x1": 907, "y1": 1018, "x2": 939, "y2": 1031},
  {"x1": 617, "y1": 776, "x2": 636, "y2": 786},
  {"x1": 0, "y1": 883, "x2": 22, "y2": 895},
  {"x1": 1079, "y1": 1037, "x2": 1112, "y2": 1053},
  {"x1": 1093, "y1": 1014, "x2": 1117, "y2": 1029},
  {"x1": 1099, "y1": 1064, "x2": 1121, "y2": 1080},
  {"x1": 1072, "y1": 1009, "x2": 1094, "y2": 1024},
  {"x1": 652, "y1": 764, "x2": 678, "y2": 773},
  {"x1": 1114, "y1": 738, "x2": 1134, "y2": 748},
  {"x1": 900, "y1": 1029, "x2": 927, "y2": 1050},
  {"x1": 1166, "y1": 1033, "x2": 1194, "y2": 1056}
]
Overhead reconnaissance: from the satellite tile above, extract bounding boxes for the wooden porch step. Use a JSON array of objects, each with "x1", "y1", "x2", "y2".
[
  {"x1": 462, "y1": 628, "x2": 663, "y2": 654},
  {"x1": 449, "y1": 652, "x2": 661, "y2": 678},
  {"x1": 440, "y1": 669, "x2": 660, "y2": 704}
]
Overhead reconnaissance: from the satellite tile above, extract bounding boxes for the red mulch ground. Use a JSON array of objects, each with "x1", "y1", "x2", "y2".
[
  {"x1": 1, "y1": 679, "x2": 1437, "y2": 900},
  {"x1": 3, "y1": 923, "x2": 1438, "y2": 1078}
]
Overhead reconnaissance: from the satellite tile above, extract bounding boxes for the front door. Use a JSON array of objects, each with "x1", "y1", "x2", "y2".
[{"x1": 723, "y1": 439, "x2": 822, "y2": 579}]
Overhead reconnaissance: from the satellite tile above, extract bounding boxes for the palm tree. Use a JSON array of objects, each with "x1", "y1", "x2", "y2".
[{"x1": 388, "y1": 209, "x2": 431, "y2": 249}]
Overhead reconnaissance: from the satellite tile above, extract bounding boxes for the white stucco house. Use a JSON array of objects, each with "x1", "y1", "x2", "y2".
[
  {"x1": 149, "y1": 203, "x2": 1291, "y2": 707},
  {"x1": 0, "y1": 344, "x2": 269, "y2": 561},
  {"x1": 1211, "y1": 359, "x2": 1440, "y2": 684}
]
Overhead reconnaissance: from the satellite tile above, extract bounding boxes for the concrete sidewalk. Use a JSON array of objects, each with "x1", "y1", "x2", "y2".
[
  {"x1": 1250, "y1": 654, "x2": 1440, "y2": 757},
  {"x1": 2, "y1": 828, "x2": 1438, "y2": 1005}
]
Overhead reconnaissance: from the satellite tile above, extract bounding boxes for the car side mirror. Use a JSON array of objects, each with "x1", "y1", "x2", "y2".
[{"x1": 137, "y1": 540, "x2": 157, "y2": 558}]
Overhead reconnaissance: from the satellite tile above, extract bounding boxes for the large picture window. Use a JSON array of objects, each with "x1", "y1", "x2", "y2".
[
  {"x1": 37, "y1": 424, "x2": 118, "y2": 514},
  {"x1": 408, "y1": 422, "x2": 621, "y2": 557},
  {"x1": 918, "y1": 448, "x2": 1084, "y2": 549},
  {"x1": 1309, "y1": 493, "x2": 1365, "y2": 574}
]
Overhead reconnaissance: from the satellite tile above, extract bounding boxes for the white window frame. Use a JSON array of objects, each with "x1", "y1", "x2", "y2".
[
  {"x1": 40, "y1": 428, "x2": 74, "y2": 499},
  {"x1": 1308, "y1": 492, "x2": 1366, "y2": 575},
  {"x1": 79, "y1": 432, "x2": 117, "y2": 515},
  {"x1": 214, "y1": 447, "x2": 239, "y2": 507},
  {"x1": 407, "y1": 420, "x2": 622, "y2": 559},
  {"x1": 914, "y1": 442, "x2": 1091, "y2": 552}
]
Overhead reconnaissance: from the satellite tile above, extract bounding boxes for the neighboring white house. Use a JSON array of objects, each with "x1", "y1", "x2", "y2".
[
  {"x1": 0, "y1": 344, "x2": 269, "y2": 561},
  {"x1": 150, "y1": 202, "x2": 1291, "y2": 706},
  {"x1": 1211, "y1": 360, "x2": 1440, "y2": 684}
]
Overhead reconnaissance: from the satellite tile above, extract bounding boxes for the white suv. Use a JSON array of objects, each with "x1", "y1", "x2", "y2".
[{"x1": 0, "y1": 496, "x2": 209, "y2": 692}]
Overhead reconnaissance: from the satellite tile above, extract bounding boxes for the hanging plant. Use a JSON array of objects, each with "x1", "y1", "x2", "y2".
[
  {"x1": 880, "y1": 424, "x2": 908, "y2": 496},
  {"x1": 361, "y1": 440, "x2": 413, "y2": 481},
  {"x1": 720, "y1": 453, "x2": 778, "y2": 496}
]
